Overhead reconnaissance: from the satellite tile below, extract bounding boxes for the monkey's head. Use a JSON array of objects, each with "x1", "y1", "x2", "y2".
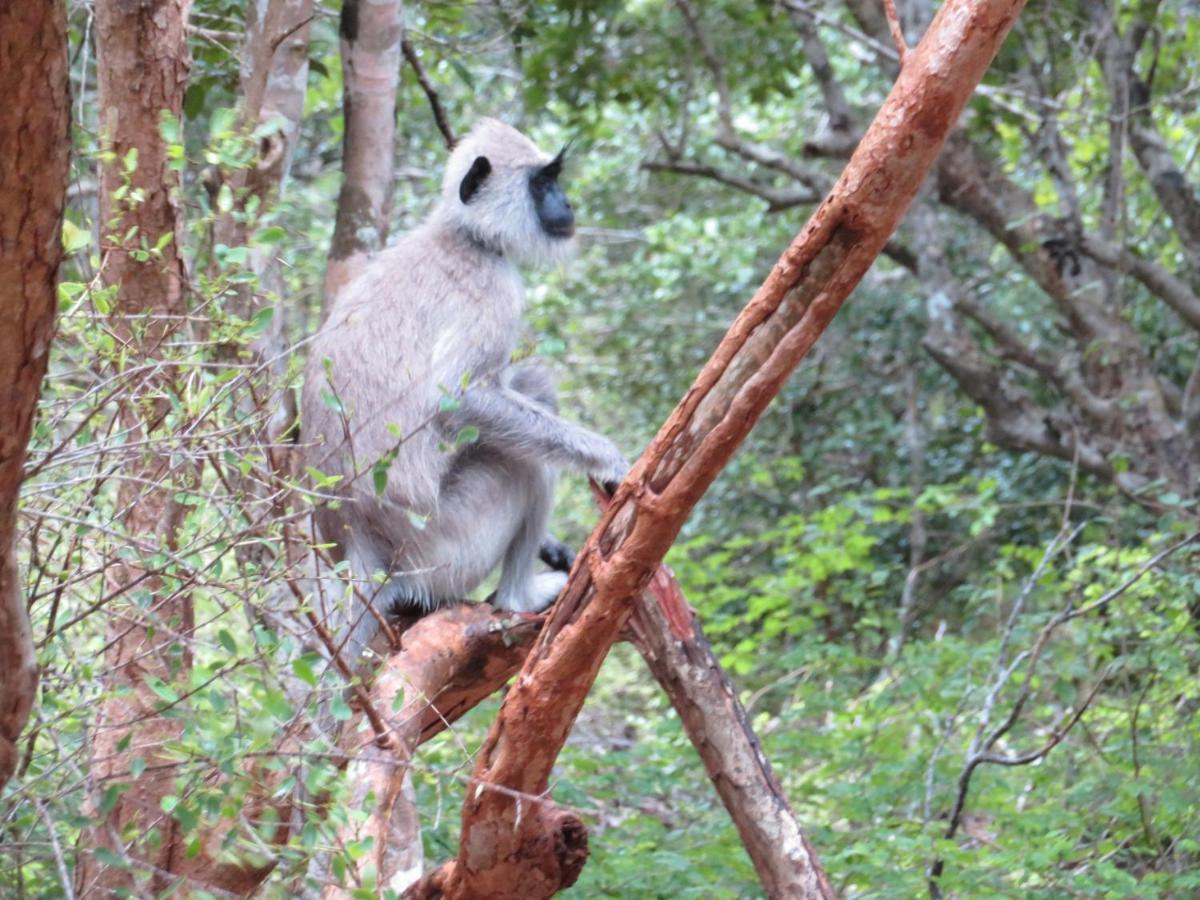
[{"x1": 441, "y1": 118, "x2": 576, "y2": 266}]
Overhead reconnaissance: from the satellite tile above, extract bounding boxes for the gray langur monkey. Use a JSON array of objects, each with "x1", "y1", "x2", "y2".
[{"x1": 301, "y1": 118, "x2": 628, "y2": 660}]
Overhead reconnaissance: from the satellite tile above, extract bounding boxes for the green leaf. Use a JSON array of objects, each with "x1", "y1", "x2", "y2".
[
  {"x1": 100, "y1": 783, "x2": 125, "y2": 815},
  {"x1": 330, "y1": 693, "x2": 352, "y2": 721},
  {"x1": 448, "y1": 58, "x2": 475, "y2": 89},
  {"x1": 321, "y1": 389, "x2": 343, "y2": 413},
  {"x1": 209, "y1": 106, "x2": 237, "y2": 139},
  {"x1": 292, "y1": 657, "x2": 317, "y2": 687},
  {"x1": 62, "y1": 219, "x2": 92, "y2": 254},
  {"x1": 216, "y1": 183, "x2": 234, "y2": 213},
  {"x1": 256, "y1": 225, "x2": 287, "y2": 244},
  {"x1": 58, "y1": 281, "x2": 87, "y2": 304},
  {"x1": 159, "y1": 111, "x2": 180, "y2": 144},
  {"x1": 94, "y1": 847, "x2": 128, "y2": 868},
  {"x1": 147, "y1": 677, "x2": 179, "y2": 704}
]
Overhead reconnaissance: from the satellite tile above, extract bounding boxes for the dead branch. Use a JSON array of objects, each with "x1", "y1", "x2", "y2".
[
  {"x1": 402, "y1": 36, "x2": 457, "y2": 150},
  {"x1": 629, "y1": 588, "x2": 835, "y2": 899},
  {"x1": 927, "y1": 529, "x2": 1198, "y2": 897},
  {"x1": 412, "y1": 2, "x2": 1027, "y2": 896},
  {"x1": 641, "y1": 159, "x2": 820, "y2": 212},
  {"x1": 882, "y1": 0, "x2": 909, "y2": 61}
]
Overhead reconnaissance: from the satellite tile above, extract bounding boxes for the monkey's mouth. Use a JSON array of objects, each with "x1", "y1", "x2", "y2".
[{"x1": 545, "y1": 221, "x2": 576, "y2": 239}]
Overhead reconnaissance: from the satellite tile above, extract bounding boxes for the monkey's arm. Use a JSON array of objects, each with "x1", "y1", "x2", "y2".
[{"x1": 450, "y1": 385, "x2": 629, "y2": 483}]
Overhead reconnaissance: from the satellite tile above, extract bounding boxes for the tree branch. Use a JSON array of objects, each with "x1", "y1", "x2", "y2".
[
  {"x1": 629, "y1": 587, "x2": 834, "y2": 898},
  {"x1": 641, "y1": 159, "x2": 820, "y2": 211},
  {"x1": 401, "y1": 36, "x2": 457, "y2": 151}
]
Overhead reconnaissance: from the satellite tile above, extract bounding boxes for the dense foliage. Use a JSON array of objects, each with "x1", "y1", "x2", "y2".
[{"x1": 3, "y1": 1, "x2": 1198, "y2": 897}]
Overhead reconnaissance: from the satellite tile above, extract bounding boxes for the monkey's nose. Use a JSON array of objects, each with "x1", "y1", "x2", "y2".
[{"x1": 540, "y1": 193, "x2": 575, "y2": 238}]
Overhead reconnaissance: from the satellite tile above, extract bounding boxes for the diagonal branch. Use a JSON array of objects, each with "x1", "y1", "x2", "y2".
[{"x1": 629, "y1": 586, "x2": 833, "y2": 899}]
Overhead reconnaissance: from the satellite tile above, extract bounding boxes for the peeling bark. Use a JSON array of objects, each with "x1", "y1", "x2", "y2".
[
  {"x1": 327, "y1": 605, "x2": 542, "y2": 898},
  {"x1": 0, "y1": 0, "x2": 69, "y2": 793},
  {"x1": 413, "y1": 2, "x2": 1026, "y2": 896}
]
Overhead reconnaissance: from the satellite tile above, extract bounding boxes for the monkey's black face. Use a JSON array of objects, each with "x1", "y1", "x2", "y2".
[{"x1": 530, "y1": 155, "x2": 574, "y2": 239}]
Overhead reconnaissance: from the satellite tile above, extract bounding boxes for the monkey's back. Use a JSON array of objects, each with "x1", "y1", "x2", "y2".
[{"x1": 301, "y1": 217, "x2": 526, "y2": 519}]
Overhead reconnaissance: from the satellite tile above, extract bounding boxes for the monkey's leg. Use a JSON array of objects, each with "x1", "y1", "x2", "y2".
[
  {"x1": 492, "y1": 462, "x2": 566, "y2": 613},
  {"x1": 381, "y1": 447, "x2": 541, "y2": 614}
]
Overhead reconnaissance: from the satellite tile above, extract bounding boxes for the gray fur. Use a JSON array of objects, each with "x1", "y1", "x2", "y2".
[{"x1": 301, "y1": 119, "x2": 628, "y2": 661}]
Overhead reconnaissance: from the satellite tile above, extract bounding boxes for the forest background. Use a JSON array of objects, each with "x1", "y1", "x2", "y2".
[{"x1": 2, "y1": 0, "x2": 1199, "y2": 897}]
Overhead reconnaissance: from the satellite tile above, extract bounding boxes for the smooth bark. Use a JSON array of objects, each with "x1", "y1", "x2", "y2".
[{"x1": 323, "y1": 0, "x2": 403, "y2": 306}]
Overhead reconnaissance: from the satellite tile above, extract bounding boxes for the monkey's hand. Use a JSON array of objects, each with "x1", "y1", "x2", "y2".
[{"x1": 585, "y1": 438, "x2": 629, "y2": 489}]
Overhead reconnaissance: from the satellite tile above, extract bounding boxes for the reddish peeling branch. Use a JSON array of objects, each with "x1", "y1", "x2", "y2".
[
  {"x1": 414, "y1": 1, "x2": 1026, "y2": 897},
  {"x1": 330, "y1": 605, "x2": 542, "y2": 897}
]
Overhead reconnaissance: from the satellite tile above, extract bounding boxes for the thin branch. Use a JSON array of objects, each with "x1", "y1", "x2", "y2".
[
  {"x1": 1064, "y1": 530, "x2": 1198, "y2": 622},
  {"x1": 641, "y1": 159, "x2": 820, "y2": 211},
  {"x1": 401, "y1": 36, "x2": 456, "y2": 150},
  {"x1": 883, "y1": 0, "x2": 909, "y2": 61},
  {"x1": 269, "y1": 13, "x2": 314, "y2": 56}
]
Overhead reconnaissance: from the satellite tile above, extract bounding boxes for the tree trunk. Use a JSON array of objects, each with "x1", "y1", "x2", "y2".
[
  {"x1": 323, "y1": 0, "x2": 403, "y2": 307},
  {"x1": 412, "y1": 0, "x2": 1027, "y2": 896},
  {"x1": 75, "y1": 1, "x2": 194, "y2": 894},
  {"x1": 0, "y1": 0, "x2": 70, "y2": 793},
  {"x1": 246, "y1": 0, "x2": 314, "y2": 442}
]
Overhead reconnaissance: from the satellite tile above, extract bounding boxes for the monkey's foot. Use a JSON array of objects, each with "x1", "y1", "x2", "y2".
[
  {"x1": 530, "y1": 571, "x2": 569, "y2": 610},
  {"x1": 539, "y1": 538, "x2": 575, "y2": 572},
  {"x1": 492, "y1": 571, "x2": 568, "y2": 613}
]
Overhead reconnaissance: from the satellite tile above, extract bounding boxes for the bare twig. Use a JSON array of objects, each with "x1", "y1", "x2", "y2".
[
  {"x1": 883, "y1": 0, "x2": 909, "y2": 61},
  {"x1": 401, "y1": 37, "x2": 457, "y2": 150},
  {"x1": 641, "y1": 159, "x2": 820, "y2": 211}
]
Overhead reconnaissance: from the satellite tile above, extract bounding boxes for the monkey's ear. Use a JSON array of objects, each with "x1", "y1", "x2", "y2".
[
  {"x1": 459, "y1": 156, "x2": 492, "y2": 204},
  {"x1": 540, "y1": 144, "x2": 570, "y2": 180}
]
